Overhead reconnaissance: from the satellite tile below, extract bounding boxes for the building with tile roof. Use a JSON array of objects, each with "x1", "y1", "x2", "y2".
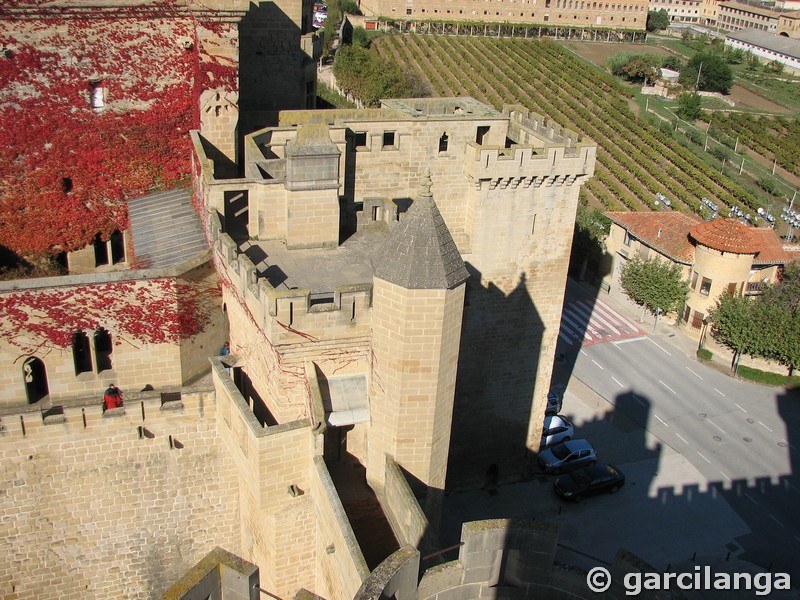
[
  {"x1": 725, "y1": 28, "x2": 800, "y2": 72},
  {"x1": 606, "y1": 211, "x2": 796, "y2": 336}
]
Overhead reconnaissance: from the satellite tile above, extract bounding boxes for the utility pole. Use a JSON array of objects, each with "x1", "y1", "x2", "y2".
[
  {"x1": 739, "y1": 155, "x2": 745, "y2": 175},
  {"x1": 695, "y1": 61, "x2": 703, "y2": 91}
]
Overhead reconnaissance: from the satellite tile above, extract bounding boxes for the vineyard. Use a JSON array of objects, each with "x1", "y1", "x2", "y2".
[{"x1": 374, "y1": 34, "x2": 780, "y2": 218}]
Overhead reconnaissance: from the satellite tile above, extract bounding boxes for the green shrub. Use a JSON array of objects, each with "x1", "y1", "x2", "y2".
[
  {"x1": 697, "y1": 348, "x2": 713, "y2": 361},
  {"x1": 737, "y1": 365, "x2": 800, "y2": 387}
]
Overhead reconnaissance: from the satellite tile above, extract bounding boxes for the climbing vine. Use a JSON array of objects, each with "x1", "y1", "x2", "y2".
[
  {"x1": 0, "y1": 278, "x2": 221, "y2": 356},
  {"x1": 0, "y1": 12, "x2": 237, "y2": 258}
]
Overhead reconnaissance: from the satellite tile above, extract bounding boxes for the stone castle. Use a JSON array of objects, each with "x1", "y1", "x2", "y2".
[{"x1": 0, "y1": 2, "x2": 596, "y2": 598}]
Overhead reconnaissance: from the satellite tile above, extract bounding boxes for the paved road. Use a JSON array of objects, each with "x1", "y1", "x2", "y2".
[{"x1": 572, "y1": 328, "x2": 800, "y2": 579}]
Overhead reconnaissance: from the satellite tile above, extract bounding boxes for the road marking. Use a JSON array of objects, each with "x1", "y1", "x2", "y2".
[
  {"x1": 611, "y1": 377, "x2": 625, "y2": 388},
  {"x1": 648, "y1": 338, "x2": 671, "y2": 356},
  {"x1": 591, "y1": 360, "x2": 605, "y2": 370},
  {"x1": 759, "y1": 421, "x2": 774, "y2": 433},
  {"x1": 714, "y1": 388, "x2": 726, "y2": 397},
  {"x1": 734, "y1": 403, "x2": 748, "y2": 413},
  {"x1": 675, "y1": 432, "x2": 689, "y2": 444},
  {"x1": 697, "y1": 451, "x2": 711, "y2": 463},
  {"x1": 613, "y1": 337, "x2": 647, "y2": 345},
  {"x1": 580, "y1": 349, "x2": 588, "y2": 356},
  {"x1": 632, "y1": 394, "x2": 646, "y2": 406},
  {"x1": 780, "y1": 439, "x2": 797, "y2": 451},
  {"x1": 658, "y1": 380, "x2": 676, "y2": 395},
  {"x1": 720, "y1": 471, "x2": 731, "y2": 482},
  {"x1": 770, "y1": 514, "x2": 785, "y2": 528},
  {"x1": 744, "y1": 493, "x2": 759, "y2": 505},
  {"x1": 685, "y1": 366, "x2": 703, "y2": 380},
  {"x1": 655, "y1": 414, "x2": 669, "y2": 427},
  {"x1": 707, "y1": 418, "x2": 726, "y2": 434}
]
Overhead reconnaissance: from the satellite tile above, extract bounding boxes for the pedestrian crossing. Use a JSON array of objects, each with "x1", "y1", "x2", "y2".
[{"x1": 558, "y1": 298, "x2": 646, "y2": 348}]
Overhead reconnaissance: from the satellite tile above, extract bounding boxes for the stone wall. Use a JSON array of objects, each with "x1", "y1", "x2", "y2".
[
  {"x1": 0, "y1": 388, "x2": 240, "y2": 600},
  {"x1": 381, "y1": 457, "x2": 430, "y2": 550}
]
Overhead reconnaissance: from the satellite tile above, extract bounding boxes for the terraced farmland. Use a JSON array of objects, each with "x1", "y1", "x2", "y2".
[{"x1": 375, "y1": 34, "x2": 770, "y2": 216}]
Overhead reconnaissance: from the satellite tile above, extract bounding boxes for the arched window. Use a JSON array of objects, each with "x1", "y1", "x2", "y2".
[
  {"x1": 72, "y1": 331, "x2": 92, "y2": 375},
  {"x1": 94, "y1": 328, "x2": 113, "y2": 373},
  {"x1": 23, "y1": 357, "x2": 49, "y2": 404}
]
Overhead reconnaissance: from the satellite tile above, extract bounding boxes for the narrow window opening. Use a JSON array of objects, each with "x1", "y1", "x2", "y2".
[
  {"x1": 94, "y1": 233, "x2": 109, "y2": 266},
  {"x1": 72, "y1": 332, "x2": 92, "y2": 375},
  {"x1": 89, "y1": 80, "x2": 104, "y2": 109},
  {"x1": 476, "y1": 126, "x2": 490, "y2": 145},
  {"x1": 382, "y1": 131, "x2": 396, "y2": 148},
  {"x1": 439, "y1": 132, "x2": 449, "y2": 152},
  {"x1": 623, "y1": 231, "x2": 632, "y2": 247},
  {"x1": 109, "y1": 229, "x2": 125, "y2": 264},
  {"x1": 62, "y1": 177, "x2": 73, "y2": 193},
  {"x1": 289, "y1": 302, "x2": 294, "y2": 326},
  {"x1": 354, "y1": 131, "x2": 367, "y2": 148},
  {"x1": 94, "y1": 328, "x2": 113, "y2": 373},
  {"x1": 372, "y1": 205, "x2": 379, "y2": 221},
  {"x1": 531, "y1": 214, "x2": 537, "y2": 235},
  {"x1": 351, "y1": 299, "x2": 356, "y2": 321},
  {"x1": 691, "y1": 271, "x2": 699, "y2": 290}
]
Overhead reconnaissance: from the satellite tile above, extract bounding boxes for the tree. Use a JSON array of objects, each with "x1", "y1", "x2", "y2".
[
  {"x1": 662, "y1": 55, "x2": 683, "y2": 71},
  {"x1": 646, "y1": 9, "x2": 670, "y2": 32},
  {"x1": 677, "y1": 92, "x2": 702, "y2": 121},
  {"x1": 619, "y1": 257, "x2": 689, "y2": 323},
  {"x1": 679, "y1": 52, "x2": 733, "y2": 94},
  {"x1": 621, "y1": 54, "x2": 661, "y2": 84},
  {"x1": 570, "y1": 205, "x2": 610, "y2": 281},
  {"x1": 710, "y1": 292, "x2": 758, "y2": 374}
]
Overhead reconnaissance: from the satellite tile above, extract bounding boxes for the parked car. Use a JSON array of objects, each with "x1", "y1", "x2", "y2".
[
  {"x1": 538, "y1": 439, "x2": 596, "y2": 474},
  {"x1": 554, "y1": 463, "x2": 625, "y2": 502},
  {"x1": 541, "y1": 414, "x2": 574, "y2": 448},
  {"x1": 546, "y1": 383, "x2": 565, "y2": 415}
]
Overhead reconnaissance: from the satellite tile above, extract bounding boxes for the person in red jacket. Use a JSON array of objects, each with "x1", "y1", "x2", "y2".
[{"x1": 103, "y1": 384, "x2": 123, "y2": 412}]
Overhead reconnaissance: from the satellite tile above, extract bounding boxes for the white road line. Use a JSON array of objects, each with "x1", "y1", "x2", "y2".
[
  {"x1": 561, "y1": 313, "x2": 593, "y2": 341},
  {"x1": 697, "y1": 451, "x2": 711, "y2": 463},
  {"x1": 714, "y1": 388, "x2": 726, "y2": 397},
  {"x1": 675, "y1": 432, "x2": 689, "y2": 444},
  {"x1": 720, "y1": 471, "x2": 731, "y2": 482},
  {"x1": 591, "y1": 360, "x2": 605, "y2": 370},
  {"x1": 685, "y1": 366, "x2": 703, "y2": 380},
  {"x1": 632, "y1": 394, "x2": 646, "y2": 406},
  {"x1": 770, "y1": 514, "x2": 785, "y2": 528},
  {"x1": 759, "y1": 421, "x2": 773, "y2": 432},
  {"x1": 707, "y1": 419, "x2": 726, "y2": 434},
  {"x1": 647, "y1": 338, "x2": 672, "y2": 356},
  {"x1": 611, "y1": 377, "x2": 625, "y2": 388},
  {"x1": 734, "y1": 403, "x2": 748, "y2": 413},
  {"x1": 573, "y1": 301, "x2": 621, "y2": 335},
  {"x1": 658, "y1": 380, "x2": 676, "y2": 395},
  {"x1": 593, "y1": 301, "x2": 643, "y2": 332},
  {"x1": 744, "y1": 493, "x2": 759, "y2": 505},
  {"x1": 613, "y1": 336, "x2": 647, "y2": 344},
  {"x1": 655, "y1": 414, "x2": 669, "y2": 427},
  {"x1": 580, "y1": 349, "x2": 588, "y2": 356}
]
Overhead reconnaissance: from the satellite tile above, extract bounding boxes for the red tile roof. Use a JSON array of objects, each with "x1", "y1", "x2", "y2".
[
  {"x1": 606, "y1": 211, "x2": 701, "y2": 263},
  {"x1": 689, "y1": 218, "x2": 760, "y2": 254},
  {"x1": 750, "y1": 227, "x2": 793, "y2": 265},
  {"x1": 607, "y1": 211, "x2": 795, "y2": 267}
]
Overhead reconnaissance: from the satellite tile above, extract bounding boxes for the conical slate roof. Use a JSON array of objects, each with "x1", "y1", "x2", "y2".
[{"x1": 373, "y1": 172, "x2": 469, "y2": 290}]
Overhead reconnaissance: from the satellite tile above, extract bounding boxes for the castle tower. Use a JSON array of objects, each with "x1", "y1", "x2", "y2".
[{"x1": 368, "y1": 172, "x2": 469, "y2": 522}]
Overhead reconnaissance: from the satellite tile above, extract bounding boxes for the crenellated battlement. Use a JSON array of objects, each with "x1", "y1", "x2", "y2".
[
  {"x1": 215, "y1": 232, "x2": 374, "y2": 344},
  {"x1": 464, "y1": 141, "x2": 596, "y2": 184}
]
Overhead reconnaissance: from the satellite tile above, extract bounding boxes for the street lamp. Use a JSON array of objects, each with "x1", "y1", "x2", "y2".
[{"x1": 698, "y1": 315, "x2": 712, "y2": 351}]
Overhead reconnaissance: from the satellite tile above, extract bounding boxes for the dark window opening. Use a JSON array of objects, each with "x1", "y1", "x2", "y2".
[
  {"x1": 691, "y1": 271, "x2": 698, "y2": 290},
  {"x1": 72, "y1": 331, "x2": 92, "y2": 375},
  {"x1": 94, "y1": 328, "x2": 113, "y2": 373},
  {"x1": 94, "y1": 233, "x2": 109, "y2": 266},
  {"x1": 476, "y1": 126, "x2": 490, "y2": 145},
  {"x1": 355, "y1": 131, "x2": 368, "y2": 148},
  {"x1": 109, "y1": 229, "x2": 125, "y2": 264},
  {"x1": 504, "y1": 137, "x2": 515, "y2": 149},
  {"x1": 23, "y1": 357, "x2": 49, "y2": 404},
  {"x1": 700, "y1": 277, "x2": 712, "y2": 296},
  {"x1": 382, "y1": 131, "x2": 396, "y2": 148},
  {"x1": 439, "y1": 132, "x2": 449, "y2": 152},
  {"x1": 62, "y1": 177, "x2": 73, "y2": 193},
  {"x1": 406, "y1": 7, "x2": 412, "y2": 14}
]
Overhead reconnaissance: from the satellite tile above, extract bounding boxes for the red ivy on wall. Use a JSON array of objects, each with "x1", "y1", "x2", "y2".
[
  {"x1": 0, "y1": 278, "x2": 221, "y2": 356},
  {"x1": 0, "y1": 13, "x2": 237, "y2": 258}
]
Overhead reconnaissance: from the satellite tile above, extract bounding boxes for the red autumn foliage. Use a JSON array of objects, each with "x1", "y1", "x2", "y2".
[
  {"x1": 0, "y1": 278, "x2": 221, "y2": 356},
  {"x1": 0, "y1": 13, "x2": 237, "y2": 258}
]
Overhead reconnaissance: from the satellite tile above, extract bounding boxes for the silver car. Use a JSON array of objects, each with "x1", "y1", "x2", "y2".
[
  {"x1": 538, "y1": 439, "x2": 596, "y2": 474},
  {"x1": 541, "y1": 414, "x2": 574, "y2": 448}
]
